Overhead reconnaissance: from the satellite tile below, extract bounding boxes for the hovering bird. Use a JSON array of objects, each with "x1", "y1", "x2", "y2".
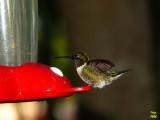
[{"x1": 55, "y1": 52, "x2": 130, "y2": 88}]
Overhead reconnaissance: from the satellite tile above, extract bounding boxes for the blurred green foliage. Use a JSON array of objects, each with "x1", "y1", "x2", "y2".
[
  {"x1": 38, "y1": 1, "x2": 77, "y2": 120},
  {"x1": 38, "y1": 0, "x2": 73, "y2": 79}
]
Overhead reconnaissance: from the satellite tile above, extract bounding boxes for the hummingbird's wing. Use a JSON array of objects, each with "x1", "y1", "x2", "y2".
[{"x1": 88, "y1": 59, "x2": 115, "y2": 73}]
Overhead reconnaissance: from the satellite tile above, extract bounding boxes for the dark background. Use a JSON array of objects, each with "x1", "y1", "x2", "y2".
[{"x1": 38, "y1": 0, "x2": 160, "y2": 120}]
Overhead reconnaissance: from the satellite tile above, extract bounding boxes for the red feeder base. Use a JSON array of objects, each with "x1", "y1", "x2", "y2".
[{"x1": 0, "y1": 63, "x2": 92, "y2": 102}]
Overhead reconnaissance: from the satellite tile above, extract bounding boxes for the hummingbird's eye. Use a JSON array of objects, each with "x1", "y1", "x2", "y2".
[
  {"x1": 73, "y1": 54, "x2": 80, "y2": 59},
  {"x1": 74, "y1": 55, "x2": 79, "y2": 58}
]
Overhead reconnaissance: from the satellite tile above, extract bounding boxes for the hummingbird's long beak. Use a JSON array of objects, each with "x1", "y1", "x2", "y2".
[{"x1": 54, "y1": 56, "x2": 72, "y2": 59}]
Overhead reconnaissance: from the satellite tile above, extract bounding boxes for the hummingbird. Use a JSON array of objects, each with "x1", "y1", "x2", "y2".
[{"x1": 55, "y1": 52, "x2": 130, "y2": 88}]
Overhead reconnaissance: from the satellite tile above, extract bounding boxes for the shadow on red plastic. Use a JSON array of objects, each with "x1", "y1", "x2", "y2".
[{"x1": 0, "y1": 63, "x2": 92, "y2": 102}]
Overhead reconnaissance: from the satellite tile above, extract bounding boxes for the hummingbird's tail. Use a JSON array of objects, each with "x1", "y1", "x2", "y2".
[
  {"x1": 110, "y1": 69, "x2": 131, "y2": 80},
  {"x1": 105, "y1": 69, "x2": 131, "y2": 84},
  {"x1": 117, "y1": 69, "x2": 131, "y2": 75}
]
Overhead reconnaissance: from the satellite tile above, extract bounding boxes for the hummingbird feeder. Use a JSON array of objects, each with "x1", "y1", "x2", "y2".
[
  {"x1": 0, "y1": 0, "x2": 91, "y2": 102},
  {"x1": 0, "y1": 63, "x2": 91, "y2": 102}
]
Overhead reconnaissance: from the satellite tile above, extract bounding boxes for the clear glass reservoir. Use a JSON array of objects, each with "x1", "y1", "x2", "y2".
[{"x1": 0, "y1": 0, "x2": 38, "y2": 66}]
